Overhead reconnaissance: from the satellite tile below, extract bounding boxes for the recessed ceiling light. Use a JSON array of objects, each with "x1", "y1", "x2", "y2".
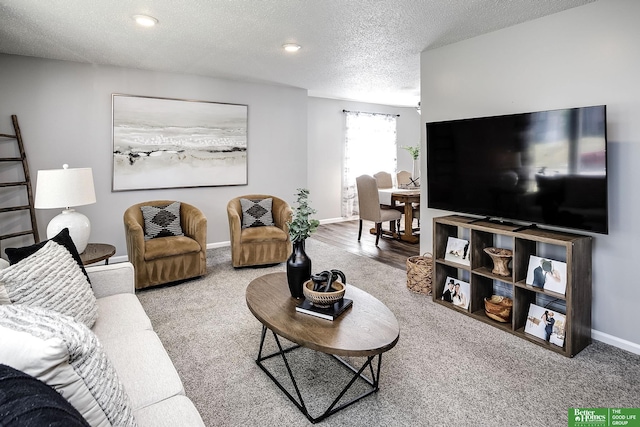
[
  {"x1": 282, "y1": 43, "x2": 301, "y2": 53},
  {"x1": 133, "y1": 15, "x2": 158, "y2": 27}
]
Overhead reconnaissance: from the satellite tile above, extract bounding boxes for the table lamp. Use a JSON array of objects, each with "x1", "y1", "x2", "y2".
[{"x1": 34, "y1": 164, "x2": 96, "y2": 253}]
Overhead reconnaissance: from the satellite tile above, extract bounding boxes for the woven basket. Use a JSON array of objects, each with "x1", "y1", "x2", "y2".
[
  {"x1": 406, "y1": 253, "x2": 433, "y2": 295},
  {"x1": 303, "y1": 280, "x2": 346, "y2": 308}
]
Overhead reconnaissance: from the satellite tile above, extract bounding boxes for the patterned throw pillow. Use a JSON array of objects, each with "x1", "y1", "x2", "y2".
[
  {"x1": 5, "y1": 227, "x2": 90, "y2": 283},
  {"x1": 240, "y1": 198, "x2": 274, "y2": 228},
  {"x1": 140, "y1": 201, "x2": 184, "y2": 240},
  {"x1": 0, "y1": 305, "x2": 137, "y2": 427},
  {"x1": 0, "y1": 240, "x2": 98, "y2": 329}
]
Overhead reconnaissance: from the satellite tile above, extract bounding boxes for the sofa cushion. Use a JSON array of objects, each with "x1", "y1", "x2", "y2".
[
  {"x1": 4, "y1": 227, "x2": 90, "y2": 283},
  {"x1": 133, "y1": 395, "x2": 205, "y2": 427},
  {"x1": 92, "y1": 294, "x2": 153, "y2": 340},
  {"x1": 141, "y1": 202, "x2": 184, "y2": 240},
  {"x1": 0, "y1": 305, "x2": 137, "y2": 427},
  {"x1": 99, "y1": 330, "x2": 185, "y2": 411},
  {"x1": 0, "y1": 240, "x2": 97, "y2": 328},
  {"x1": 0, "y1": 363, "x2": 91, "y2": 427},
  {"x1": 241, "y1": 225, "x2": 289, "y2": 243},
  {"x1": 143, "y1": 235, "x2": 202, "y2": 261},
  {"x1": 240, "y1": 197, "x2": 274, "y2": 228}
]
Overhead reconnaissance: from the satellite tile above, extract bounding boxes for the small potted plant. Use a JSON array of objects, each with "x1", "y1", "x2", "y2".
[
  {"x1": 288, "y1": 188, "x2": 320, "y2": 244},
  {"x1": 401, "y1": 145, "x2": 420, "y2": 161},
  {"x1": 286, "y1": 188, "x2": 320, "y2": 298}
]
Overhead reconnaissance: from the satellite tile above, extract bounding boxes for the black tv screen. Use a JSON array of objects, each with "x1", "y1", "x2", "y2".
[{"x1": 426, "y1": 105, "x2": 608, "y2": 234}]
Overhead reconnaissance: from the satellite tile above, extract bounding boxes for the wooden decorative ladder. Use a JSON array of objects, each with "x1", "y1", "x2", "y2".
[{"x1": 0, "y1": 115, "x2": 39, "y2": 251}]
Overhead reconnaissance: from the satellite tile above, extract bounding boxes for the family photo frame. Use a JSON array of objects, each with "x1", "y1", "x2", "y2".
[
  {"x1": 112, "y1": 94, "x2": 248, "y2": 191},
  {"x1": 444, "y1": 237, "x2": 470, "y2": 266},
  {"x1": 524, "y1": 303, "x2": 566, "y2": 348},
  {"x1": 525, "y1": 255, "x2": 567, "y2": 295},
  {"x1": 441, "y1": 276, "x2": 470, "y2": 310}
]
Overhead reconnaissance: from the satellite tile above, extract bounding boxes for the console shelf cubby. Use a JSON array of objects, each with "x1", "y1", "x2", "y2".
[{"x1": 432, "y1": 215, "x2": 592, "y2": 357}]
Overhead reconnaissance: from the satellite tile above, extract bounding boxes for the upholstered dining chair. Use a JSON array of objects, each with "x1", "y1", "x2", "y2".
[
  {"x1": 123, "y1": 200, "x2": 207, "y2": 290},
  {"x1": 227, "y1": 194, "x2": 293, "y2": 267},
  {"x1": 356, "y1": 175, "x2": 402, "y2": 246},
  {"x1": 397, "y1": 170, "x2": 412, "y2": 187},
  {"x1": 373, "y1": 171, "x2": 393, "y2": 189}
]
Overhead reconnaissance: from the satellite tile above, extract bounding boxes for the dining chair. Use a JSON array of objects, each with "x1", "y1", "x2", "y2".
[
  {"x1": 356, "y1": 175, "x2": 402, "y2": 246},
  {"x1": 397, "y1": 170, "x2": 412, "y2": 187},
  {"x1": 373, "y1": 171, "x2": 393, "y2": 189}
]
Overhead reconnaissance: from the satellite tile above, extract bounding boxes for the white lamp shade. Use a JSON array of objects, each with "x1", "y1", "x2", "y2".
[
  {"x1": 35, "y1": 165, "x2": 96, "y2": 253},
  {"x1": 35, "y1": 166, "x2": 96, "y2": 209}
]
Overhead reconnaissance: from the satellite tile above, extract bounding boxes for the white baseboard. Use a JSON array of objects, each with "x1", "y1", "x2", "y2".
[
  {"x1": 319, "y1": 217, "x2": 351, "y2": 224},
  {"x1": 109, "y1": 255, "x2": 129, "y2": 264},
  {"x1": 591, "y1": 329, "x2": 640, "y2": 355},
  {"x1": 207, "y1": 241, "x2": 230, "y2": 249}
]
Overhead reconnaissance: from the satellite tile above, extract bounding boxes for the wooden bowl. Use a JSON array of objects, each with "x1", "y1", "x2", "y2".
[
  {"x1": 484, "y1": 295, "x2": 513, "y2": 323},
  {"x1": 303, "y1": 280, "x2": 345, "y2": 308},
  {"x1": 483, "y1": 247, "x2": 513, "y2": 276}
]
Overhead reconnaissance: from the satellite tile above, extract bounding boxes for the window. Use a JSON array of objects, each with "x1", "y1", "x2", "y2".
[{"x1": 342, "y1": 111, "x2": 397, "y2": 217}]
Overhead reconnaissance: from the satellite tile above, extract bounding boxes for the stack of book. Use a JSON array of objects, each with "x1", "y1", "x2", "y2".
[{"x1": 295, "y1": 298, "x2": 353, "y2": 321}]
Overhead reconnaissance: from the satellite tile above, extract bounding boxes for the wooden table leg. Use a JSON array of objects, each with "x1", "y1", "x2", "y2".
[{"x1": 399, "y1": 204, "x2": 419, "y2": 243}]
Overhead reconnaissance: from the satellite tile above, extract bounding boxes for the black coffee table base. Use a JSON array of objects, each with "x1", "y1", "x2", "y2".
[{"x1": 255, "y1": 325, "x2": 382, "y2": 424}]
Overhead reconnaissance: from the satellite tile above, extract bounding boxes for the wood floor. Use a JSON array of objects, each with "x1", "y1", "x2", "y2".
[{"x1": 310, "y1": 220, "x2": 421, "y2": 271}]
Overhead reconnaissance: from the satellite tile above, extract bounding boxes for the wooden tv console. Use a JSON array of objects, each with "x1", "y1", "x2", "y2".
[{"x1": 432, "y1": 215, "x2": 592, "y2": 357}]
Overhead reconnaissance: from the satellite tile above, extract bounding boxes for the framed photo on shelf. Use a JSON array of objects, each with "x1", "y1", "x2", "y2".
[
  {"x1": 441, "y1": 276, "x2": 470, "y2": 310},
  {"x1": 524, "y1": 303, "x2": 566, "y2": 348},
  {"x1": 525, "y1": 255, "x2": 567, "y2": 295},
  {"x1": 444, "y1": 237, "x2": 470, "y2": 266}
]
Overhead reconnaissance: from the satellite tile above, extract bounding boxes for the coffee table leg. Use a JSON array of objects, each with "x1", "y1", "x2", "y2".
[{"x1": 255, "y1": 327, "x2": 383, "y2": 424}]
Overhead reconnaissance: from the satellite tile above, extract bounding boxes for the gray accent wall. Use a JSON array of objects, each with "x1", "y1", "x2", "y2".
[
  {"x1": 0, "y1": 55, "x2": 420, "y2": 254},
  {"x1": 0, "y1": 54, "x2": 308, "y2": 255},
  {"x1": 420, "y1": 0, "x2": 640, "y2": 351}
]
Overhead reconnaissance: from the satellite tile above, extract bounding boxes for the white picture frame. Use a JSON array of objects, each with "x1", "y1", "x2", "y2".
[
  {"x1": 524, "y1": 303, "x2": 566, "y2": 348},
  {"x1": 444, "y1": 237, "x2": 470, "y2": 266},
  {"x1": 441, "y1": 276, "x2": 470, "y2": 310},
  {"x1": 525, "y1": 255, "x2": 567, "y2": 295},
  {"x1": 112, "y1": 94, "x2": 248, "y2": 191}
]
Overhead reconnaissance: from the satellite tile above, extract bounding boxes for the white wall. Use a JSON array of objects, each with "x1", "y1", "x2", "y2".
[
  {"x1": 307, "y1": 97, "x2": 421, "y2": 221},
  {"x1": 420, "y1": 0, "x2": 640, "y2": 351},
  {"x1": 0, "y1": 54, "x2": 308, "y2": 257}
]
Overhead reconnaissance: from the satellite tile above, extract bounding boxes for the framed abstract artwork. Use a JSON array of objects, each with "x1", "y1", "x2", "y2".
[{"x1": 112, "y1": 94, "x2": 248, "y2": 191}]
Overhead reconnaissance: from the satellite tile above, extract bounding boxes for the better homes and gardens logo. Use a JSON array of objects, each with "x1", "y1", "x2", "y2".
[{"x1": 569, "y1": 408, "x2": 640, "y2": 427}]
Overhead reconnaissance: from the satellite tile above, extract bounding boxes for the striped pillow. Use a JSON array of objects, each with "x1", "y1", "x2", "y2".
[
  {"x1": 0, "y1": 240, "x2": 97, "y2": 328},
  {"x1": 0, "y1": 304, "x2": 137, "y2": 427}
]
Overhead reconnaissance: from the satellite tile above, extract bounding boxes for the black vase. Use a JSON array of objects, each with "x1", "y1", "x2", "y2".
[{"x1": 286, "y1": 240, "x2": 311, "y2": 298}]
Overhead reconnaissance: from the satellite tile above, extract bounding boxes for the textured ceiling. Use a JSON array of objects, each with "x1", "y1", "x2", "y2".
[{"x1": 0, "y1": 0, "x2": 595, "y2": 106}]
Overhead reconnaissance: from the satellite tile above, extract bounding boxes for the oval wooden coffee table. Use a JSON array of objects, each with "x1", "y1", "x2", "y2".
[{"x1": 246, "y1": 272, "x2": 400, "y2": 423}]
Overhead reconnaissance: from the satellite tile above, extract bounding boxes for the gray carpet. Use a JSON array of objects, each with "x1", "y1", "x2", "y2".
[{"x1": 137, "y1": 239, "x2": 640, "y2": 427}]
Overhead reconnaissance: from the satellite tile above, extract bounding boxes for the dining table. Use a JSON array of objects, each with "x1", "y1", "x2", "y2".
[{"x1": 378, "y1": 187, "x2": 421, "y2": 243}]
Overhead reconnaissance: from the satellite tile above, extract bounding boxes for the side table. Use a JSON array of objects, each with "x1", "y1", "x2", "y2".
[{"x1": 80, "y1": 243, "x2": 116, "y2": 266}]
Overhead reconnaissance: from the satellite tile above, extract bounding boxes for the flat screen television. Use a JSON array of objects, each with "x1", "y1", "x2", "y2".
[{"x1": 426, "y1": 105, "x2": 608, "y2": 234}]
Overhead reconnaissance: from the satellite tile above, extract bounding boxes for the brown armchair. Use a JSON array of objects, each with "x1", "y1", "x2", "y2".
[
  {"x1": 124, "y1": 200, "x2": 207, "y2": 289},
  {"x1": 227, "y1": 194, "x2": 292, "y2": 267}
]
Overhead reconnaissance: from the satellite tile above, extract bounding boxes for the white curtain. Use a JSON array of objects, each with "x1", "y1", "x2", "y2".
[{"x1": 342, "y1": 111, "x2": 397, "y2": 217}]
